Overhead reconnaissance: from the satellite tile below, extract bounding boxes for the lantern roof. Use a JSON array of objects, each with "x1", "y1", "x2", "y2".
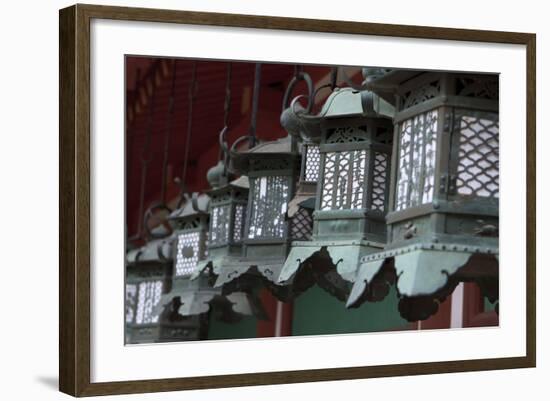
[
  {"x1": 345, "y1": 245, "x2": 499, "y2": 321},
  {"x1": 229, "y1": 134, "x2": 300, "y2": 175},
  {"x1": 168, "y1": 193, "x2": 210, "y2": 221},
  {"x1": 153, "y1": 285, "x2": 267, "y2": 320},
  {"x1": 280, "y1": 88, "x2": 394, "y2": 143},
  {"x1": 207, "y1": 174, "x2": 250, "y2": 198},
  {"x1": 126, "y1": 236, "x2": 173, "y2": 264},
  {"x1": 244, "y1": 134, "x2": 294, "y2": 154},
  {"x1": 365, "y1": 69, "x2": 422, "y2": 92}
]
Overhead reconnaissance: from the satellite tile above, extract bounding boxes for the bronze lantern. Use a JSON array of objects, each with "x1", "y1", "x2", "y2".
[
  {"x1": 347, "y1": 70, "x2": 499, "y2": 321},
  {"x1": 125, "y1": 224, "x2": 206, "y2": 343},
  {"x1": 277, "y1": 84, "x2": 395, "y2": 300}
]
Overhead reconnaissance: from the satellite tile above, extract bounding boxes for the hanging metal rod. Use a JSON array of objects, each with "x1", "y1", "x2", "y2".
[
  {"x1": 248, "y1": 63, "x2": 262, "y2": 148},
  {"x1": 160, "y1": 60, "x2": 178, "y2": 204},
  {"x1": 180, "y1": 61, "x2": 198, "y2": 191}
]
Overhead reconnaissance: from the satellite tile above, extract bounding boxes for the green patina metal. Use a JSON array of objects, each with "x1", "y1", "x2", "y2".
[
  {"x1": 125, "y1": 226, "x2": 206, "y2": 344},
  {"x1": 208, "y1": 134, "x2": 302, "y2": 301},
  {"x1": 277, "y1": 82, "x2": 395, "y2": 300},
  {"x1": 192, "y1": 162, "x2": 250, "y2": 280},
  {"x1": 156, "y1": 193, "x2": 264, "y2": 323},
  {"x1": 347, "y1": 71, "x2": 500, "y2": 320}
]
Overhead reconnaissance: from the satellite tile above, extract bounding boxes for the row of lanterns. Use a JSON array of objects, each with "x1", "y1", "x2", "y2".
[{"x1": 125, "y1": 65, "x2": 499, "y2": 344}]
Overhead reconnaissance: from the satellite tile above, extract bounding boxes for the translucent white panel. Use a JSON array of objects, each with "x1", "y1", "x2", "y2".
[
  {"x1": 395, "y1": 110, "x2": 438, "y2": 210},
  {"x1": 321, "y1": 152, "x2": 337, "y2": 210},
  {"x1": 395, "y1": 119, "x2": 412, "y2": 211},
  {"x1": 209, "y1": 205, "x2": 231, "y2": 246},
  {"x1": 125, "y1": 284, "x2": 137, "y2": 324},
  {"x1": 335, "y1": 151, "x2": 351, "y2": 209},
  {"x1": 423, "y1": 112, "x2": 438, "y2": 203},
  {"x1": 233, "y1": 204, "x2": 245, "y2": 242},
  {"x1": 247, "y1": 176, "x2": 290, "y2": 239},
  {"x1": 135, "y1": 280, "x2": 163, "y2": 325},
  {"x1": 350, "y1": 150, "x2": 366, "y2": 209},
  {"x1": 321, "y1": 150, "x2": 367, "y2": 211},
  {"x1": 304, "y1": 145, "x2": 321, "y2": 182},
  {"x1": 456, "y1": 114, "x2": 499, "y2": 198},
  {"x1": 175, "y1": 232, "x2": 201, "y2": 276}
]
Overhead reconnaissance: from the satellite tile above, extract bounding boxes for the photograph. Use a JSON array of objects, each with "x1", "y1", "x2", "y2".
[{"x1": 124, "y1": 57, "x2": 500, "y2": 344}]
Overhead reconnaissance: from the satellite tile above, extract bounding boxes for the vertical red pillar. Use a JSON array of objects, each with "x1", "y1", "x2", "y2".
[{"x1": 256, "y1": 289, "x2": 293, "y2": 337}]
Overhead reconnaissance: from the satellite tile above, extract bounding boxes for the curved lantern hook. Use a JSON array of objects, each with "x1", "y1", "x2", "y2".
[
  {"x1": 312, "y1": 83, "x2": 334, "y2": 104},
  {"x1": 229, "y1": 134, "x2": 254, "y2": 155},
  {"x1": 143, "y1": 201, "x2": 173, "y2": 239},
  {"x1": 218, "y1": 126, "x2": 231, "y2": 177},
  {"x1": 282, "y1": 71, "x2": 314, "y2": 114}
]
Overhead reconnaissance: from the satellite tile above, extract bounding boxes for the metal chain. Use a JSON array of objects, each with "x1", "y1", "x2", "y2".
[{"x1": 180, "y1": 61, "x2": 198, "y2": 192}]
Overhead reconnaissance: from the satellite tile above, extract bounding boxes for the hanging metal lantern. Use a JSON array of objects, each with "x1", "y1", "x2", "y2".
[
  {"x1": 153, "y1": 193, "x2": 266, "y2": 323},
  {"x1": 209, "y1": 133, "x2": 304, "y2": 300},
  {"x1": 276, "y1": 83, "x2": 395, "y2": 300},
  {"x1": 125, "y1": 223, "x2": 207, "y2": 343},
  {"x1": 193, "y1": 148, "x2": 250, "y2": 282},
  {"x1": 346, "y1": 70, "x2": 499, "y2": 321}
]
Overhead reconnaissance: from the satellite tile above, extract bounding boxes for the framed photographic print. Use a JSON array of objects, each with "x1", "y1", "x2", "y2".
[{"x1": 59, "y1": 3, "x2": 536, "y2": 397}]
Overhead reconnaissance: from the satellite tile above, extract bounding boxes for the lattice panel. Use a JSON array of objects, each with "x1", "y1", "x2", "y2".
[
  {"x1": 304, "y1": 145, "x2": 321, "y2": 182},
  {"x1": 456, "y1": 115, "x2": 499, "y2": 198},
  {"x1": 290, "y1": 207, "x2": 313, "y2": 240},
  {"x1": 327, "y1": 126, "x2": 368, "y2": 143},
  {"x1": 209, "y1": 205, "x2": 231, "y2": 246},
  {"x1": 321, "y1": 150, "x2": 367, "y2": 210},
  {"x1": 247, "y1": 176, "x2": 290, "y2": 239},
  {"x1": 175, "y1": 232, "x2": 201, "y2": 276},
  {"x1": 135, "y1": 280, "x2": 163, "y2": 325},
  {"x1": 125, "y1": 284, "x2": 137, "y2": 324},
  {"x1": 371, "y1": 152, "x2": 388, "y2": 212},
  {"x1": 395, "y1": 110, "x2": 438, "y2": 210},
  {"x1": 233, "y1": 204, "x2": 245, "y2": 242}
]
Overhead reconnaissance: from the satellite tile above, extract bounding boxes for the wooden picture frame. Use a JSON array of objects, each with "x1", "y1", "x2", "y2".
[{"x1": 59, "y1": 3, "x2": 536, "y2": 397}]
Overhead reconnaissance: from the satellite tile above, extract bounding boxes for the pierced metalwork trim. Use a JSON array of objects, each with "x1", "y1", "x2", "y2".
[
  {"x1": 395, "y1": 110, "x2": 438, "y2": 211},
  {"x1": 290, "y1": 206, "x2": 313, "y2": 240},
  {"x1": 304, "y1": 144, "x2": 321, "y2": 182},
  {"x1": 247, "y1": 176, "x2": 290, "y2": 239},
  {"x1": 135, "y1": 280, "x2": 163, "y2": 324},
  {"x1": 321, "y1": 150, "x2": 367, "y2": 210},
  {"x1": 402, "y1": 80, "x2": 441, "y2": 109},
  {"x1": 456, "y1": 77, "x2": 499, "y2": 100},
  {"x1": 456, "y1": 113, "x2": 499, "y2": 198},
  {"x1": 250, "y1": 158, "x2": 291, "y2": 171},
  {"x1": 175, "y1": 232, "x2": 201, "y2": 276},
  {"x1": 326, "y1": 126, "x2": 368, "y2": 143}
]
